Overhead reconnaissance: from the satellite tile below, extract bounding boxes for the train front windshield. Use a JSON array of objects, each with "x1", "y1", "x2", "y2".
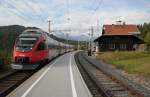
[{"x1": 16, "y1": 37, "x2": 37, "y2": 52}]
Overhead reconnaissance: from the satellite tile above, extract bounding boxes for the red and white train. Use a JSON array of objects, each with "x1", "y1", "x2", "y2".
[{"x1": 11, "y1": 28, "x2": 73, "y2": 70}]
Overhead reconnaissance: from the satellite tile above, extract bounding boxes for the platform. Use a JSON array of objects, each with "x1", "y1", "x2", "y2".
[{"x1": 7, "y1": 52, "x2": 92, "y2": 97}]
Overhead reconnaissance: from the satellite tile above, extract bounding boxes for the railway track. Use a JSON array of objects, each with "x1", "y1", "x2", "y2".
[
  {"x1": 0, "y1": 70, "x2": 35, "y2": 97},
  {"x1": 75, "y1": 52, "x2": 150, "y2": 97},
  {"x1": 0, "y1": 54, "x2": 61, "y2": 97}
]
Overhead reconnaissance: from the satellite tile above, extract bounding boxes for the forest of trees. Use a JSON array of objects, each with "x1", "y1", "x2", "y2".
[
  {"x1": 0, "y1": 25, "x2": 25, "y2": 66},
  {"x1": 138, "y1": 23, "x2": 150, "y2": 45},
  {"x1": 0, "y1": 25, "x2": 25, "y2": 50},
  {"x1": 138, "y1": 22, "x2": 150, "y2": 50}
]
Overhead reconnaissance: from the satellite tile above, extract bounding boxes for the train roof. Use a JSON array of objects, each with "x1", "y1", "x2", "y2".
[
  {"x1": 19, "y1": 29, "x2": 44, "y2": 38},
  {"x1": 24, "y1": 28, "x2": 44, "y2": 33},
  {"x1": 20, "y1": 28, "x2": 74, "y2": 48}
]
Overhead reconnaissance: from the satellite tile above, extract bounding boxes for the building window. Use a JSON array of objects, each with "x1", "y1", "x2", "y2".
[
  {"x1": 120, "y1": 44, "x2": 126, "y2": 50},
  {"x1": 100, "y1": 44, "x2": 103, "y2": 47},
  {"x1": 109, "y1": 44, "x2": 115, "y2": 49}
]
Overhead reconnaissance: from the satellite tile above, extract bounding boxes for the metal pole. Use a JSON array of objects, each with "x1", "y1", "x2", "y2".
[
  {"x1": 66, "y1": 33, "x2": 69, "y2": 44},
  {"x1": 48, "y1": 20, "x2": 51, "y2": 33},
  {"x1": 88, "y1": 32, "x2": 91, "y2": 56},
  {"x1": 88, "y1": 33, "x2": 91, "y2": 50},
  {"x1": 78, "y1": 39, "x2": 80, "y2": 50},
  {"x1": 86, "y1": 40, "x2": 88, "y2": 50},
  {"x1": 91, "y1": 26, "x2": 94, "y2": 52}
]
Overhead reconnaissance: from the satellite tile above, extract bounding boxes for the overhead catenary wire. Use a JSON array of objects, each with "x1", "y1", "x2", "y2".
[
  {"x1": 48, "y1": 0, "x2": 72, "y2": 43},
  {"x1": 0, "y1": 0, "x2": 28, "y2": 22},
  {"x1": 90, "y1": 0, "x2": 103, "y2": 22},
  {"x1": 86, "y1": 0, "x2": 103, "y2": 51},
  {"x1": 94, "y1": 0, "x2": 103, "y2": 11},
  {"x1": 66, "y1": 0, "x2": 70, "y2": 20},
  {"x1": 22, "y1": 0, "x2": 46, "y2": 23},
  {"x1": 90, "y1": 0, "x2": 103, "y2": 36},
  {"x1": 64, "y1": 0, "x2": 71, "y2": 44},
  {"x1": 89, "y1": 0, "x2": 103, "y2": 27},
  {"x1": 2, "y1": 0, "x2": 46, "y2": 25}
]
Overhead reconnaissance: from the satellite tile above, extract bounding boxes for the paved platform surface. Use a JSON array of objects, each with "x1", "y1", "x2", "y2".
[{"x1": 7, "y1": 52, "x2": 92, "y2": 97}]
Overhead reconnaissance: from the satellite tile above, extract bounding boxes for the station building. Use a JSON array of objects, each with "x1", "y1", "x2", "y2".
[{"x1": 94, "y1": 23, "x2": 145, "y2": 52}]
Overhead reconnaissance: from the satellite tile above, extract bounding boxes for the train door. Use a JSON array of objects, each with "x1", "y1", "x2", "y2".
[{"x1": 36, "y1": 41, "x2": 48, "y2": 61}]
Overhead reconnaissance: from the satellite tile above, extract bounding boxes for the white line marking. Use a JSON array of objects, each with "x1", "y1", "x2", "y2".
[
  {"x1": 21, "y1": 55, "x2": 63, "y2": 97},
  {"x1": 69, "y1": 53, "x2": 78, "y2": 97}
]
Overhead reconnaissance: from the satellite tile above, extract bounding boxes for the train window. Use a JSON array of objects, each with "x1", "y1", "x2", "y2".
[
  {"x1": 48, "y1": 44, "x2": 53, "y2": 49},
  {"x1": 37, "y1": 42, "x2": 46, "y2": 51},
  {"x1": 16, "y1": 38, "x2": 37, "y2": 45}
]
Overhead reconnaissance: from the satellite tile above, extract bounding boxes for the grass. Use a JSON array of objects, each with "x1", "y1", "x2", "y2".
[{"x1": 96, "y1": 51, "x2": 150, "y2": 77}]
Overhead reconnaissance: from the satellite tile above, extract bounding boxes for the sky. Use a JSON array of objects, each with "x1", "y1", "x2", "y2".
[{"x1": 0, "y1": 0, "x2": 150, "y2": 40}]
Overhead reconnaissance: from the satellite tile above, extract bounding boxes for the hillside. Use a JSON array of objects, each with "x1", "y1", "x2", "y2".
[
  {"x1": 0, "y1": 25, "x2": 26, "y2": 66},
  {"x1": 0, "y1": 25, "x2": 25, "y2": 50}
]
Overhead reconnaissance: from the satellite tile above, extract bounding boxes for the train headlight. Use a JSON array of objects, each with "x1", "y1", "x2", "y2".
[{"x1": 16, "y1": 47, "x2": 19, "y2": 51}]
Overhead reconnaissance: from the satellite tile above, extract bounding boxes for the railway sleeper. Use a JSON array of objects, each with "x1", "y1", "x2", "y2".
[
  {"x1": 79, "y1": 53, "x2": 139, "y2": 97},
  {"x1": 113, "y1": 91, "x2": 132, "y2": 97}
]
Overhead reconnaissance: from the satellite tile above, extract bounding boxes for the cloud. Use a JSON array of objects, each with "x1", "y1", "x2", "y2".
[
  {"x1": 0, "y1": 0, "x2": 149, "y2": 40},
  {"x1": 51, "y1": 7, "x2": 150, "y2": 36}
]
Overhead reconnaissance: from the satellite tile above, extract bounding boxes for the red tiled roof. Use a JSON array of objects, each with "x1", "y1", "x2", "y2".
[{"x1": 103, "y1": 24, "x2": 140, "y2": 35}]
